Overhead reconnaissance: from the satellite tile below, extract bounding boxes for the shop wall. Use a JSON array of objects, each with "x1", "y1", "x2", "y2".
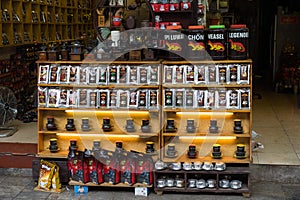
[
  {"x1": 273, "y1": 14, "x2": 300, "y2": 82},
  {"x1": 0, "y1": 47, "x2": 16, "y2": 60}
]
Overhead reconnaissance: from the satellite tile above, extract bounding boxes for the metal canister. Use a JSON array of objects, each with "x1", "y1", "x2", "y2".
[
  {"x1": 183, "y1": 25, "x2": 206, "y2": 60},
  {"x1": 160, "y1": 27, "x2": 185, "y2": 60},
  {"x1": 228, "y1": 24, "x2": 249, "y2": 60},
  {"x1": 206, "y1": 25, "x2": 227, "y2": 60}
]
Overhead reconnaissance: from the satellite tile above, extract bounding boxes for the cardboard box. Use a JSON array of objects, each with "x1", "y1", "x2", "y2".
[
  {"x1": 74, "y1": 185, "x2": 88, "y2": 195},
  {"x1": 135, "y1": 187, "x2": 150, "y2": 197}
]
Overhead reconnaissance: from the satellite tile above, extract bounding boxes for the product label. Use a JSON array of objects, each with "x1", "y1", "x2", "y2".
[
  {"x1": 188, "y1": 34, "x2": 205, "y2": 41},
  {"x1": 207, "y1": 34, "x2": 224, "y2": 40},
  {"x1": 207, "y1": 41, "x2": 225, "y2": 52},
  {"x1": 228, "y1": 32, "x2": 249, "y2": 39},
  {"x1": 164, "y1": 34, "x2": 184, "y2": 40}
]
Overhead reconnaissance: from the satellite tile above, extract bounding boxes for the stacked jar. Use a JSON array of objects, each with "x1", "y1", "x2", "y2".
[{"x1": 205, "y1": 24, "x2": 249, "y2": 60}]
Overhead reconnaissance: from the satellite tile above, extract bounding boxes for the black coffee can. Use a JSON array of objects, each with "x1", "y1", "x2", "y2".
[
  {"x1": 228, "y1": 24, "x2": 249, "y2": 60},
  {"x1": 161, "y1": 28, "x2": 185, "y2": 60},
  {"x1": 183, "y1": 25, "x2": 206, "y2": 60},
  {"x1": 206, "y1": 25, "x2": 227, "y2": 60}
]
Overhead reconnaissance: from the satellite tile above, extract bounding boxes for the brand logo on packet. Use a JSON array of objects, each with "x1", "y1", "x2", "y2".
[
  {"x1": 229, "y1": 39, "x2": 245, "y2": 52},
  {"x1": 188, "y1": 41, "x2": 205, "y2": 51},
  {"x1": 166, "y1": 41, "x2": 182, "y2": 51},
  {"x1": 208, "y1": 41, "x2": 225, "y2": 52},
  {"x1": 228, "y1": 32, "x2": 249, "y2": 38},
  {"x1": 207, "y1": 33, "x2": 224, "y2": 40}
]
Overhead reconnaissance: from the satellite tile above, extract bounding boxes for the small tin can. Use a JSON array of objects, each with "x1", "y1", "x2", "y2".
[
  {"x1": 184, "y1": 25, "x2": 206, "y2": 60},
  {"x1": 228, "y1": 24, "x2": 249, "y2": 60},
  {"x1": 161, "y1": 28, "x2": 185, "y2": 60},
  {"x1": 206, "y1": 25, "x2": 227, "y2": 60}
]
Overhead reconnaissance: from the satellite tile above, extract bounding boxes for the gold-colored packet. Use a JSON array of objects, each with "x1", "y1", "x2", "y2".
[{"x1": 38, "y1": 160, "x2": 56, "y2": 190}]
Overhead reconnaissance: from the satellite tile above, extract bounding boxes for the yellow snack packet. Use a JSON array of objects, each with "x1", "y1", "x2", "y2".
[
  {"x1": 38, "y1": 160, "x2": 56, "y2": 190},
  {"x1": 51, "y1": 164, "x2": 62, "y2": 192}
]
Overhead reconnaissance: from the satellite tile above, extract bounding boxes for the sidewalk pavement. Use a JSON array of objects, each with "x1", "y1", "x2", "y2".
[{"x1": 0, "y1": 174, "x2": 299, "y2": 200}]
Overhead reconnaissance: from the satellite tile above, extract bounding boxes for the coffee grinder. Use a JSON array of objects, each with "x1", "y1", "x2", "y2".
[
  {"x1": 68, "y1": 139, "x2": 78, "y2": 158},
  {"x1": 46, "y1": 116, "x2": 57, "y2": 131},
  {"x1": 125, "y1": 118, "x2": 135, "y2": 132},
  {"x1": 102, "y1": 118, "x2": 112, "y2": 132},
  {"x1": 92, "y1": 140, "x2": 101, "y2": 152},
  {"x1": 141, "y1": 119, "x2": 151, "y2": 133},
  {"x1": 65, "y1": 118, "x2": 76, "y2": 131},
  {"x1": 49, "y1": 138, "x2": 59, "y2": 152},
  {"x1": 235, "y1": 144, "x2": 246, "y2": 159},
  {"x1": 211, "y1": 144, "x2": 222, "y2": 159},
  {"x1": 187, "y1": 144, "x2": 197, "y2": 158},
  {"x1": 233, "y1": 119, "x2": 243, "y2": 133},
  {"x1": 81, "y1": 118, "x2": 90, "y2": 131},
  {"x1": 186, "y1": 119, "x2": 196, "y2": 133},
  {"x1": 165, "y1": 119, "x2": 177, "y2": 132},
  {"x1": 146, "y1": 141, "x2": 155, "y2": 153},
  {"x1": 166, "y1": 143, "x2": 177, "y2": 157},
  {"x1": 209, "y1": 119, "x2": 219, "y2": 133}
]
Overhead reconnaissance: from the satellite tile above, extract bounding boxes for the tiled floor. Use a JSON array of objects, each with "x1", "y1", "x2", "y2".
[
  {"x1": 1, "y1": 174, "x2": 300, "y2": 199},
  {"x1": 252, "y1": 78, "x2": 300, "y2": 165},
  {"x1": 1, "y1": 79, "x2": 300, "y2": 165}
]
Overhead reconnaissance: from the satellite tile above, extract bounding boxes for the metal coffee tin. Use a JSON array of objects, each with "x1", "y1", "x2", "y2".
[
  {"x1": 161, "y1": 29, "x2": 185, "y2": 60},
  {"x1": 183, "y1": 25, "x2": 206, "y2": 60},
  {"x1": 206, "y1": 25, "x2": 227, "y2": 60},
  {"x1": 228, "y1": 24, "x2": 249, "y2": 60}
]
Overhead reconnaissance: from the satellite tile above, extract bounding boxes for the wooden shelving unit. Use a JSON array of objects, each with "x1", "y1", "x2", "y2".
[
  {"x1": 0, "y1": 0, "x2": 93, "y2": 47},
  {"x1": 154, "y1": 59, "x2": 252, "y2": 196},
  {"x1": 69, "y1": 180, "x2": 152, "y2": 188},
  {"x1": 150, "y1": 0, "x2": 203, "y2": 29},
  {"x1": 155, "y1": 167, "x2": 250, "y2": 196},
  {"x1": 35, "y1": 59, "x2": 252, "y2": 195},
  {"x1": 36, "y1": 60, "x2": 162, "y2": 159}
]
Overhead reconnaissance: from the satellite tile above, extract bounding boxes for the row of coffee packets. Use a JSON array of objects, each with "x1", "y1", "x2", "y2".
[
  {"x1": 68, "y1": 149, "x2": 154, "y2": 185},
  {"x1": 38, "y1": 87, "x2": 159, "y2": 109},
  {"x1": 163, "y1": 89, "x2": 250, "y2": 109},
  {"x1": 38, "y1": 64, "x2": 160, "y2": 85},
  {"x1": 163, "y1": 64, "x2": 250, "y2": 85}
]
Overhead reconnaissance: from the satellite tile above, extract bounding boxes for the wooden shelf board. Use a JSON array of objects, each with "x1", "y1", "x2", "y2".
[
  {"x1": 217, "y1": 184, "x2": 249, "y2": 193},
  {"x1": 38, "y1": 107, "x2": 159, "y2": 112},
  {"x1": 162, "y1": 84, "x2": 251, "y2": 88},
  {"x1": 186, "y1": 167, "x2": 250, "y2": 174},
  {"x1": 69, "y1": 180, "x2": 152, "y2": 188},
  {"x1": 38, "y1": 131, "x2": 58, "y2": 134},
  {"x1": 37, "y1": 83, "x2": 159, "y2": 89},
  {"x1": 155, "y1": 185, "x2": 249, "y2": 193},
  {"x1": 36, "y1": 60, "x2": 162, "y2": 64},
  {"x1": 163, "y1": 108, "x2": 251, "y2": 113},
  {"x1": 217, "y1": 167, "x2": 250, "y2": 174},
  {"x1": 180, "y1": 186, "x2": 249, "y2": 193},
  {"x1": 38, "y1": 130, "x2": 159, "y2": 137},
  {"x1": 155, "y1": 187, "x2": 186, "y2": 191},
  {"x1": 155, "y1": 167, "x2": 250, "y2": 174},
  {"x1": 109, "y1": 84, "x2": 160, "y2": 89},
  {"x1": 162, "y1": 155, "x2": 251, "y2": 164},
  {"x1": 37, "y1": 150, "x2": 68, "y2": 158},
  {"x1": 162, "y1": 133, "x2": 250, "y2": 137},
  {"x1": 162, "y1": 59, "x2": 252, "y2": 65},
  {"x1": 37, "y1": 60, "x2": 251, "y2": 65}
]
